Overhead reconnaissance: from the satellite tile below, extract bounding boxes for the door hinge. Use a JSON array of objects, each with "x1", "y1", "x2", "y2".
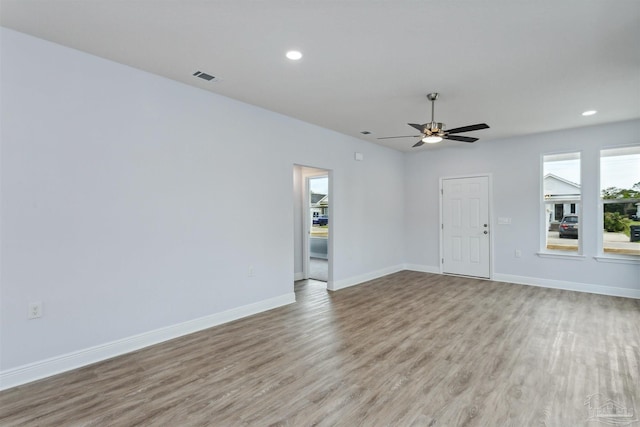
[
  {"x1": 442, "y1": 258, "x2": 444, "y2": 264},
  {"x1": 441, "y1": 188, "x2": 443, "y2": 195},
  {"x1": 441, "y1": 224, "x2": 444, "y2": 229}
]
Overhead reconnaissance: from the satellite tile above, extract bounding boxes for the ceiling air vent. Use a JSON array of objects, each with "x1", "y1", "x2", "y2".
[{"x1": 193, "y1": 71, "x2": 217, "y2": 81}]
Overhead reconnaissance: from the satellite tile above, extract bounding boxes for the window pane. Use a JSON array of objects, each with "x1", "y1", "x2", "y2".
[
  {"x1": 309, "y1": 176, "x2": 329, "y2": 261},
  {"x1": 543, "y1": 153, "x2": 581, "y2": 252},
  {"x1": 600, "y1": 146, "x2": 640, "y2": 256}
]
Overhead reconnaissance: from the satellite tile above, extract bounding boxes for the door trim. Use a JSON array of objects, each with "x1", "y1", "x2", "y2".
[
  {"x1": 439, "y1": 174, "x2": 494, "y2": 279},
  {"x1": 298, "y1": 167, "x2": 332, "y2": 287}
]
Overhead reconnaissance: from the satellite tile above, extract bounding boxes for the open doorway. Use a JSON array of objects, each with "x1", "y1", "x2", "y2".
[{"x1": 293, "y1": 165, "x2": 331, "y2": 287}]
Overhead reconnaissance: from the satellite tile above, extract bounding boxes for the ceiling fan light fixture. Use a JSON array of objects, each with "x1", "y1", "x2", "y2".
[{"x1": 423, "y1": 135, "x2": 443, "y2": 144}]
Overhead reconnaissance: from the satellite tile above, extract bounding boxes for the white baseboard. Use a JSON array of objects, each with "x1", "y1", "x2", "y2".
[
  {"x1": 294, "y1": 271, "x2": 304, "y2": 281},
  {"x1": 0, "y1": 293, "x2": 296, "y2": 391},
  {"x1": 403, "y1": 264, "x2": 441, "y2": 274},
  {"x1": 493, "y1": 273, "x2": 640, "y2": 299},
  {"x1": 328, "y1": 264, "x2": 404, "y2": 291},
  {"x1": 402, "y1": 265, "x2": 639, "y2": 299}
]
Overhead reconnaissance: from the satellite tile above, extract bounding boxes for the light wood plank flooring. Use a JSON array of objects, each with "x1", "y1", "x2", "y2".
[{"x1": 1, "y1": 272, "x2": 639, "y2": 426}]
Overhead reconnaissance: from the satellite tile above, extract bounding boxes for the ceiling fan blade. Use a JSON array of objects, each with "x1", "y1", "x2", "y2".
[
  {"x1": 408, "y1": 123, "x2": 426, "y2": 132},
  {"x1": 445, "y1": 135, "x2": 478, "y2": 143},
  {"x1": 412, "y1": 140, "x2": 425, "y2": 148},
  {"x1": 446, "y1": 123, "x2": 490, "y2": 134},
  {"x1": 377, "y1": 135, "x2": 422, "y2": 140}
]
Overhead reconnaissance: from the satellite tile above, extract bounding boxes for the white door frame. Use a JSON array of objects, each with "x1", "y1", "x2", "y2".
[
  {"x1": 300, "y1": 168, "x2": 332, "y2": 287},
  {"x1": 439, "y1": 174, "x2": 494, "y2": 279}
]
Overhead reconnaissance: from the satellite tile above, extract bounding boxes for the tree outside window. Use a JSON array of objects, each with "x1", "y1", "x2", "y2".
[{"x1": 600, "y1": 146, "x2": 640, "y2": 256}]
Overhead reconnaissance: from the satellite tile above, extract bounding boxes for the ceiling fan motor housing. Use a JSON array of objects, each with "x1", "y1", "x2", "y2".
[{"x1": 425, "y1": 122, "x2": 445, "y2": 135}]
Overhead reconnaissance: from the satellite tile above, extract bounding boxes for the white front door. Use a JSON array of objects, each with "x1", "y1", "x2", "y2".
[{"x1": 442, "y1": 176, "x2": 491, "y2": 278}]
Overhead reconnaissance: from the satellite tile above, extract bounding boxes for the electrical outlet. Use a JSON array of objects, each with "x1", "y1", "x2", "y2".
[
  {"x1": 28, "y1": 302, "x2": 43, "y2": 319},
  {"x1": 515, "y1": 249, "x2": 522, "y2": 258},
  {"x1": 248, "y1": 265, "x2": 254, "y2": 277}
]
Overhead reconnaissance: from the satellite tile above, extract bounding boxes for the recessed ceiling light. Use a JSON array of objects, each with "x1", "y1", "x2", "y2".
[
  {"x1": 286, "y1": 50, "x2": 302, "y2": 60},
  {"x1": 582, "y1": 110, "x2": 597, "y2": 116}
]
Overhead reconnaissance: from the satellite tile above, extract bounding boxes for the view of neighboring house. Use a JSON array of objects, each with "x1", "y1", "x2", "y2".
[
  {"x1": 309, "y1": 192, "x2": 329, "y2": 259},
  {"x1": 544, "y1": 173, "x2": 580, "y2": 229},
  {"x1": 310, "y1": 192, "x2": 328, "y2": 219}
]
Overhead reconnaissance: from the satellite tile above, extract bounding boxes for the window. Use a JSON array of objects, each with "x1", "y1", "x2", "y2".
[
  {"x1": 600, "y1": 146, "x2": 640, "y2": 257},
  {"x1": 543, "y1": 152, "x2": 581, "y2": 253}
]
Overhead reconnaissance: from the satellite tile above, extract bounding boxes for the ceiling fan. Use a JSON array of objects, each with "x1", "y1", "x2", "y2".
[{"x1": 378, "y1": 93, "x2": 489, "y2": 147}]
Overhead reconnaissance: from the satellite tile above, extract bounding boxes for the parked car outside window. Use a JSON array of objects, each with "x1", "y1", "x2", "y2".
[
  {"x1": 313, "y1": 215, "x2": 328, "y2": 226},
  {"x1": 559, "y1": 214, "x2": 578, "y2": 238}
]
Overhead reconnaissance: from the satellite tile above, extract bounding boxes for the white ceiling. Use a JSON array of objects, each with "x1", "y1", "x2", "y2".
[{"x1": 2, "y1": 0, "x2": 639, "y2": 151}]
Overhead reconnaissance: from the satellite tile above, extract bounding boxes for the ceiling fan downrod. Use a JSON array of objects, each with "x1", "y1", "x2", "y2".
[{"x1": 426, "y1": 93, "x2": 444, "y2": 134}]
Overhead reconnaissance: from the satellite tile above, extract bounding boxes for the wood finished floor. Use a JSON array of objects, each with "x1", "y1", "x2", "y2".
[{"x1": 1, "y1": 271, "x2": 639, "y2": 426}]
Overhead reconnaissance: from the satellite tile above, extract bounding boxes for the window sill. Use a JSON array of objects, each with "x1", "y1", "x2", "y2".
[
  {"x1": 537, "y1": 252, "x2": 586, "y2": 260},
  {"x1": 594, "y1": 255, "x2": 640, "y2": 265}
]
